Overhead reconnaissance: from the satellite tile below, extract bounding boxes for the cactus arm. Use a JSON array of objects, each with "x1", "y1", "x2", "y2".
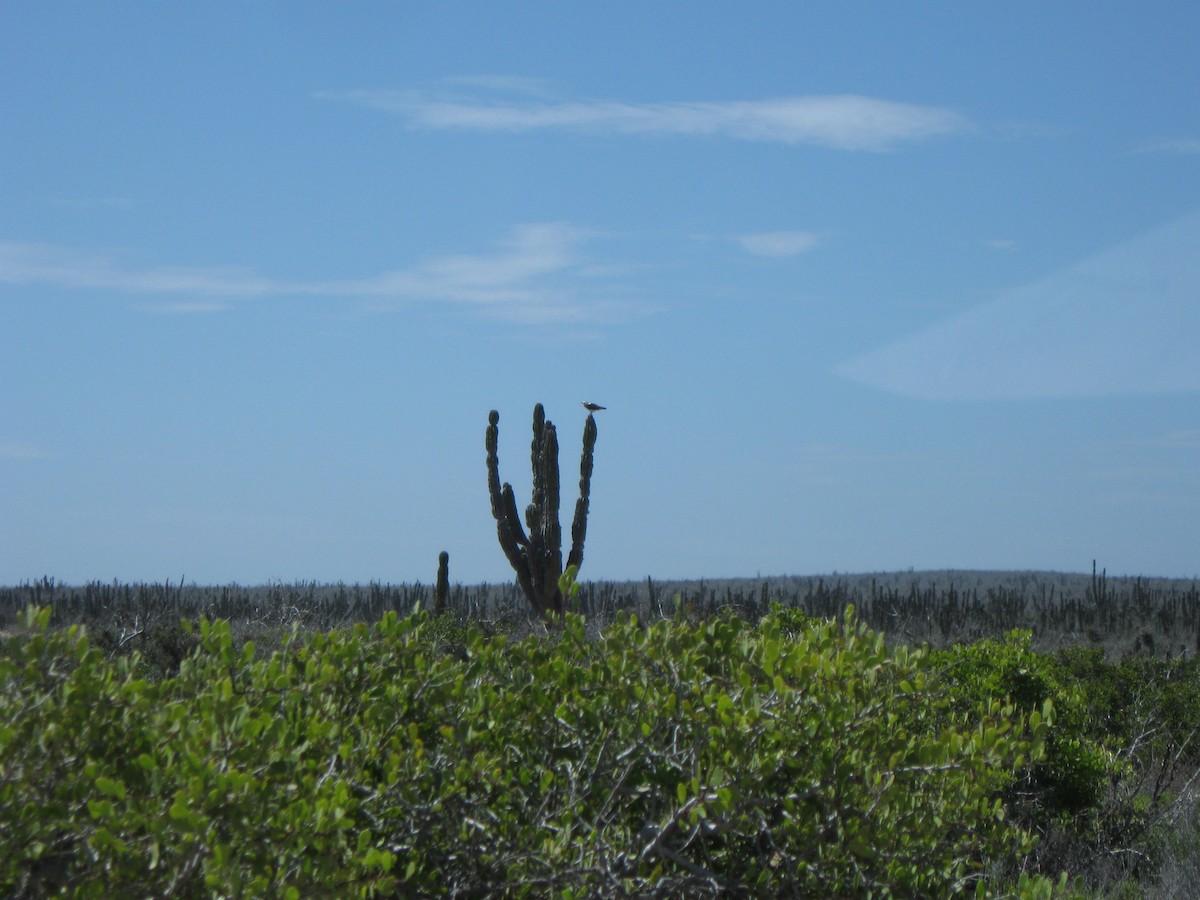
[
  {"x1": 501, "y1": 484, "x2": 528, "y2": 547},
  {"x1": 486, "y1": 411, "x2": 505, "y2": 518},
  {"x1": 486, "y1": 410, "x2": 539, "y2": 608},
  {"x1": 487, "y1": 411, "x2": 529, "y2": 546},
  {"x1": 540, "y1": 421, "x2": 562, "y2": 572},
  {"x1": 485, "y1": 413, "x2": 524, "y2": 559},
  {"x1": 566, "y1": 413, "x2": 597, "y2": 571},
  {"x1": 501, "y1": 484, "x2": 538, "y2": 610},
  {"x1": 526, "y1": 404, "x2": 548, "y2": 539},
  {"x1": 531, "y1": 403, "x2": 546, "y2": 478},
  {"x1": 529, "y1": 402, "x2": 546, "y2": 528}
]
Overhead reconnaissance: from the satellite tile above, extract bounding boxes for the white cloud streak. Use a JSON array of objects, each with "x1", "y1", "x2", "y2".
[
  {"x1": 835, "y1": 210, "x2": 1200, "y2": 400},
  {"x1": 0, "y1": 242, "x2": 282, "y2": 296},
  {"x1": 0, "y1": 441, "x2": 52, "y2": 460},
  {"x1": 141, "y1": 301, "x2": 232, "y2": 314},
  {"x1": 319, "y1": 87, "x2": 968, "y2": 152},
  {"x1": 1123, "y1": 428, "x2": 1200, "y2": 450},
  {"x1": 0, "y1": 224, "x2": 629, "y2": 324},
  {"x1": 1133, "y1": 137, "x2": 1200, "y2": 155},
  {"x1": 329, "y1": 222, "x2": 582, "y2": 303},
  {"x1": 737, "y1": 231, "x2": 820, "y2": 257}
]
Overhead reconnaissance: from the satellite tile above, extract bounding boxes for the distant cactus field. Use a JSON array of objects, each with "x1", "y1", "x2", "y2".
[
  {"x1": 5, "y1": 568, "x2": 1200, "y2": 895},
  {"x1": 3, "y1": 566, "x2": 1197, "y2": 658}
]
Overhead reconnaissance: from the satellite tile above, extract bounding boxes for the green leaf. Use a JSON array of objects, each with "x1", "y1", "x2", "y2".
[
  {"x1": 168, "y1": 794, "x2": 192, "y2": 822},
  {"x1": 94, "y1": 775, "x2": 126, "y2": 801},
  {"x1": 87, "y1": 799, "x2": 112, "y2": 819}
]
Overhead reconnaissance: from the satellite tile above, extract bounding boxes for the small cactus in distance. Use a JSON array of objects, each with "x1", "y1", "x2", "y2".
[
  {"x1": 486, "y1": 404, "x2": 598, "y2": 618},
  {"x1": 434, "y1": 551, "x2": 449, "y2": 615}
]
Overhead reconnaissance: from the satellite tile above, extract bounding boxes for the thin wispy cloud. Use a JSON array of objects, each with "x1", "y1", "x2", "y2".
[
  {"x1": 0, "y1": 242, "x2": 281, "y2": 296},
  {"x1": 141, "y1": 301, "x2": 232, "y2": 314},
  {"x1": 334, "y1": 222, "x2": 583, "y2": 303},
  {"x1": 1133, "y1": 137, "x2": 1200, "y2": 155},
  {"x1": 441, "y1": 74, "x2": 557, "y2": 98},
  {"x1": 1154, "y1": 428, "x2": 1200, "y2": 449},
  {"x1": 319, "y1": 83, "x2": 969, "y2": 152},
  {"x1": 1122, "y1": 428, "x2": 1200, "y2": 450},
  {"x1": 835, "y1": 210, "x2": 1200, "y2": 400},
  {"x1": 50, "y1": 196, "x2": 139, "y2": 210},
  {"x1": 0, "y1": 224, "x2": 631, "y2": 324},
  {"x1": 787, "y1": 441, "x2": 912, "y2": 486},
  {"x1": 737, "y1": 230, "x2": 820, "y2": 257},
  {"x1": 0, "y1": 441, "x2": 52, "y2": 460}
]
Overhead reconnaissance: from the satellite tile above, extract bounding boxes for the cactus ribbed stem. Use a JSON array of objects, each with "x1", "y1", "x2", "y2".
[
  {"x1": 435, "y1": 551, "x2": 449, "y2": 615},
  {"x1": 486, "y1": 405, "x2": 599, "y2": 619},
  {"x1": 487, "y1": 411, "x2": 537, "y2": 605},
  {"x1": 567, "y1": 413, "x2": 597, "y2": 572}
]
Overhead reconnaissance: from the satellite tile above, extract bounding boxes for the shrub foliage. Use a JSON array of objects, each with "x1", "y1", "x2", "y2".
[
  {"x1": 1, "y1": 605, "x2": 1056, "y2": 897},
  {"x1": 929, "y1": 631, "x2": 1113, "y2": 815}
]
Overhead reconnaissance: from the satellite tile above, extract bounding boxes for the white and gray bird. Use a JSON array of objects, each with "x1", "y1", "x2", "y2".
[{"x1": 581, "y1": 401, "x2": 606, "y2": 412}]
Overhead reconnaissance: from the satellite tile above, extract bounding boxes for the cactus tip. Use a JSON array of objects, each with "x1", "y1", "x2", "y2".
[{"x1": 488, "y1": 410, "x2": 499, "y2": 425}]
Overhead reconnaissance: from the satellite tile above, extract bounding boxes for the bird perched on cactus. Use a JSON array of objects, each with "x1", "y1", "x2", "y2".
[
  {"x1": 486, "y1": 404, "x2": 598, "y2": 619},
  {"x1": 581, "y1": 401, "x2": 606, "y2": 412}
]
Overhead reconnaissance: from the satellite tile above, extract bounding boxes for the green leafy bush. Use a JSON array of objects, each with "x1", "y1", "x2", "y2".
[
  {"x1": 928, "y1": 630, "x2": 1114, "y2": 816},
  {"x1": 1059, "y1": 649, "x2": 1200, "y2": 792},
  {"x1": 1047, "y1": 647, "x2": 1200, "y2": 888},
  {"x1": 2, "y1": 605, "x2": 1056, "y2": 897}
]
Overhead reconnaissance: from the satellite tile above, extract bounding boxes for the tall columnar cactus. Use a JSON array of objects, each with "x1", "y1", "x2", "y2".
[
  {"x1": 486, "y1": 404, "x2": 598, "y2": 618},
  {"x1": 434, "y1": 550, "x2": 449, "y2": 615}
]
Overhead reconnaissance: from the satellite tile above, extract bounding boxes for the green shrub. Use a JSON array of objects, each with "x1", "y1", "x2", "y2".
[
  {"x1": 1, "y1": 605, "x2": 1055, "y2": 897},
  {"x1": 1049, "y1": 647, "x2": 1200, "y2": 813},
  {"x1": 760, "y1": 601, "x2": 821, "y2": 637},
  {"x1": 928, "y1": 631, "x2": 1115, "y2": 817}
]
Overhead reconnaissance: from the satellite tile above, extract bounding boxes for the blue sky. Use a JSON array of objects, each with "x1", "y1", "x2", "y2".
[{"x1": 3, "y1": 2, "x2": 1198, "y2": 585}]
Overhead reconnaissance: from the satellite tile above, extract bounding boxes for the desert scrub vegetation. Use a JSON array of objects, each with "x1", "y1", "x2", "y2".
[
  {"x1": 4, "y1": 570, "x2": 1200, "y2": 895},
  {"x1": 5, "y1": 566, "x2": 1197, "y2": 656},
  {"x1": 922, "y1": 632, "x2": 1200, "y2": 896},
  {"x1": 0, "y1": 603, "x2": 1076, "y2": 898}
]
